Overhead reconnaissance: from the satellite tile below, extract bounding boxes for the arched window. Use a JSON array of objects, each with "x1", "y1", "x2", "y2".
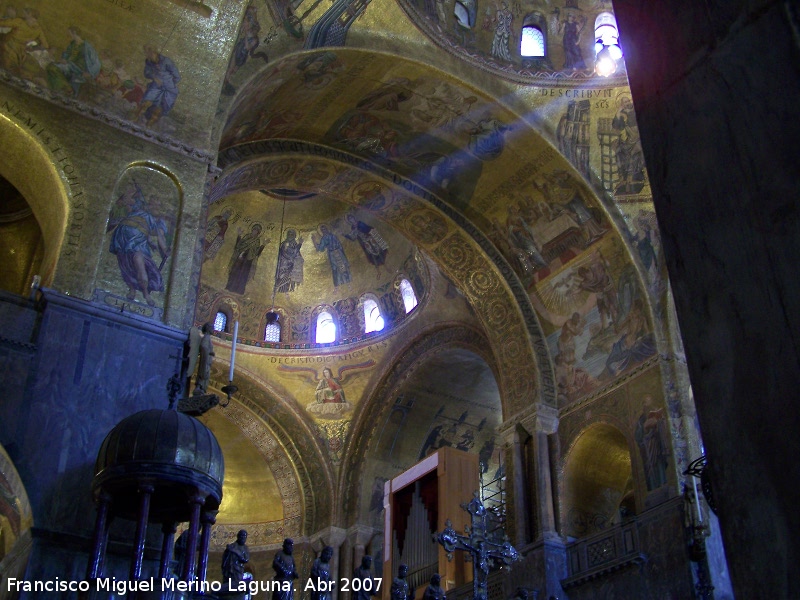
[
  {"x1": 213, "y1": 311, "x2": 228, "y2": 332},
  {"x1": 520, "y1": 25, "x2": 545, "y2": 57},
  {"x1": 363, "y1": 298, "x2": 385, "y2": 333},
  {"x1": 399, "y1": 279, "x2": 418, "y2": 313},
  {"x1": 519, "y1": 12, "x2": 551, "y2": 68},
  {"x1": 265, "y1": 320, "x2": 281, "y2": 343},
  {"x1": 316, "y1": 310, "x2": 337, "y2": 344}
]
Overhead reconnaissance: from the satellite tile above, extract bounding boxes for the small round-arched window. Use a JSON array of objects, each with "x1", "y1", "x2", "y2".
[
  {"x1": 521, "y1": 25, "x2": 545, "y2": 57},
  {"x1": 363, "y1": 298, "x2": 385, "y2": 333},
  {"x1": 265, "y1": 320, "x2": 281, "y2": 343},
  {"x1": 213, "y1": 311, "x2": 228, "y2": 332},
  {"x1": 316, "y1": 311, "x2": 337, "y2": 344},
  {"x1": 399, "y1": 279, "x2": 418, "y2": 313}
]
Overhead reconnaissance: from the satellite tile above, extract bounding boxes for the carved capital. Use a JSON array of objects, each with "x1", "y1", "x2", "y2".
[
  {"x1": 500, "y1": 403, "x2": 559, "y2": 438},
  {"x1": 347, "y1": 524, "x2": 377, "y2": 547}
]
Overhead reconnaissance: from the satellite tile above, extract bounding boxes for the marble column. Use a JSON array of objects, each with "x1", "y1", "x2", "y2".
[
  {"x1": 181, "y1": 490, "x2": 206, "y2": 582},
  {"x1": 158, "y1": 521, "x2": 178, "y2": 581},
  {"x1": 197, "y1": 510, "x2": 217, "y2": 585},
  {"x1": 130, "y1": 483, "x2": 155, "y2": 581},
  {"x1": 86, "y1": 490, "x2": 113, "y2": 580}
]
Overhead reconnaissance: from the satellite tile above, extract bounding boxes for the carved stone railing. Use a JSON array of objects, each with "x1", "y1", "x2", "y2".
[{"x1": 561, "y1": 520, "x2": 646, "y2": 589}]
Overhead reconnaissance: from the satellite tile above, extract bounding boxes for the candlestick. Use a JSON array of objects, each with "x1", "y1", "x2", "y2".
[
  {"x1": 229, "y1": 320, "x2": 238, "y2": 382},
  {"x1": 692, "y1": 476, "x2": 703, "y2": 523}
]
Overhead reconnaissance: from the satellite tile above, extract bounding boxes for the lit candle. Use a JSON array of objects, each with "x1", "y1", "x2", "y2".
[
  {"x1": 692, "y1": 476, "x2": 703, "y2": 523},
  {"x1": 229, "y1": 320, "x2": 239, "y2": 382}
]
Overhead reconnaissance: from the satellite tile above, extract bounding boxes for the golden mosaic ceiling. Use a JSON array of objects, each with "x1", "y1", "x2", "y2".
[{"x1": 0, "y1": 0, "x2": 668, "y2": 543}]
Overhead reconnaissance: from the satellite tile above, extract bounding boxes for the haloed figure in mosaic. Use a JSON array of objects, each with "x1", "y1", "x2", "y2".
[
  {"x1": 344, "y1": 214, "x2": 388, "y2": 278},
  {"x1": 274, "y1": 228, "x2": 304, "y2": 294},
  {"x1": 107, "y1": 181, "x2": 170, "y2": 306},
  {"x1": 134, "y1": 45, "x2": 181, "y2": 127},
  {"x1": 313, "y1": 224, "x2": 351, "y2": 287}
]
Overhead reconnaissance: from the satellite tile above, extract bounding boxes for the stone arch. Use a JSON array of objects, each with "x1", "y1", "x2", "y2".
[
  {"x1": 208, "y1": 360, "x2": 335, "y2": 538},
  {"x1": 0, "y1": 442, "x2": 34, "y2": 579},
  {"x1": 560, "y1": 420, "x2": 636, "y2": 538},
  {"x1": 0, "y1": 113, "x2": 70, "y2": 286},
  {"x1": 339, "y1": 324, "x2": 500, "y2": 525},
  {"x1": 210, "y1": 149, "x2": 554, "y2": 414}
]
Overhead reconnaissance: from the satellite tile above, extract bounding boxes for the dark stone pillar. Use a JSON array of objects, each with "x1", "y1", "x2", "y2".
[
  {"x1": 130, "y1": 484, "x2": 154, "y2": 581},
  {"x1": 611, "y1": 1, "x2": 800, "y2": 595},
  {"x1": 197, "y1": 510, "x2": 217, "y2": 585},
  {"x1": 181, "y1": 491, "x2": 206, "y2": 582},
  {"x1": 159, "y1": 521, "x2": 178, "y2": 580},
  {"x1": 86, "y1": 491, "x2": 112, "y2": 580}
]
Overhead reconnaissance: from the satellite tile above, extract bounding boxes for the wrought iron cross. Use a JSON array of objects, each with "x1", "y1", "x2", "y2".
[{"x1": 436, "y1": 492, "x2": 520, "y2": 600}]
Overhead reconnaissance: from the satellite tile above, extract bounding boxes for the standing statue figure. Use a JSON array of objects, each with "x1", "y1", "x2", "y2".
[
  {"x1": 272, "y1": 538, "x2": 299, "y2": 600},
  {"x1": 192, "y1": 322, "x2": 215, "y2": 395},
  {"x1": 422, "y1": 573, "x2": 446, "y2": 600},
  {"x1": 309, "y1": 546, "x2": 335, "y2": 600},
  {"x1": 222, "y1": 529, "x2": 251, "y2": 587},
  {"x1": 352, "y1": 555, "x2": 377, "y2": 600},
  {"x1": 390, "y1": 564, "x2": 411, "y2": 600}
]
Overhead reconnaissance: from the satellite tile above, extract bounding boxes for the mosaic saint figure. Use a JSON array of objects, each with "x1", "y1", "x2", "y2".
[
  {"x1": 46, "y1": 26, "x2": 101, "y2": 97},
  {"x1": 344, "y1": 214, "x2": 388, "y2": 277},
  {"x1": 0, "y1": 7, "x2": 48, "y2": 74},
  {"x1": 274, "y1": 229, "x2": 304, "y2": 294},
  {"x1": 222, "y1": 3, "x2": 269, "y2": 95},
  {"x1": 490, "y1": 2, "x2": 513, "y2": 62},
  {"x1": 605, "y1": 297, "x2": 656, "y2": 376},
  {"x1": 107, "y1": 182, "x2": 170, "y2": 306},
  {"x1": 635, "y1": 395, "x2": 669, "y2": 490},
  {"x1": 312, "y1": 224, "x2": 351, "y2": 287},
  {"x1": 573, "y1": 253, "x2": 618, "y2": 330},
  {"x1": 467, "y1": 116, "x2": 510, "y2": 160},
  {"x1": 204, "y1": 208, "x2": 232, "y2": 262},
  {"x1": 135, "y1": 45, "x2": 181, "y2": 127},
  {"x1": 611, "y1": 95, "x2": 646, "y2": 193},
  {"x1": 559, "y1": 12, "x2": 587, "y2": 70},
  {"x1": 226, "y1": 223, "x2": 266, "y2": 295},
  {"x1": 315, "y1": 367, "x2": 346, "y2": 404}
]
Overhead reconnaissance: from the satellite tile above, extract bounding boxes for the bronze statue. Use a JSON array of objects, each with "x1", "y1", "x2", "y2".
[
  {"x1": 309, "y1": 545, "x2": 335, "y2": 600},
  {"x1": 422, "y1": 573, "x2": 446, "y2": 600},
  {"x1": 272, "y1": 538, "x2": 299, "y2": 600},
  {"x1": 390, "y1": 564, "x2": 411, "y2": 600},
  {"x1": 222, "y1": 529, "x2": 250, "y2": 585},
  {"x1": 352, "y1": 555, "x2": 377, "y2": 600},
  {"x1": 193, "y1": 322, "x2": 215, "y2": 395}
]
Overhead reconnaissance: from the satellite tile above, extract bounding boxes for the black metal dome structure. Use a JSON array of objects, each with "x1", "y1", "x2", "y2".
[{"x1": 87, "y1": 408, "x2": 225, "y2": 586}]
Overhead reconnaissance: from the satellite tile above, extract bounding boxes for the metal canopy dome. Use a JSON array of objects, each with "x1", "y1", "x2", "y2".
[{"x1": 92, "y1": 408, "x2": 225, "y2": 523}]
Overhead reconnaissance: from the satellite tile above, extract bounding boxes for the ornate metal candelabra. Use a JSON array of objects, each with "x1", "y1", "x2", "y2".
[{"x1": 436, "y1": 493, "x2": 520, "y2": 600}]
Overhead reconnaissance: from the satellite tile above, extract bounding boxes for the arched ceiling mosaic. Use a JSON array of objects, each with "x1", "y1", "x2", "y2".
[
  {"x1": 0, "y1": 0, "x2": 673, "y2": 546},
  {"x1": 198, "y1": 187, "x2": 429, "y2": 343}
]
